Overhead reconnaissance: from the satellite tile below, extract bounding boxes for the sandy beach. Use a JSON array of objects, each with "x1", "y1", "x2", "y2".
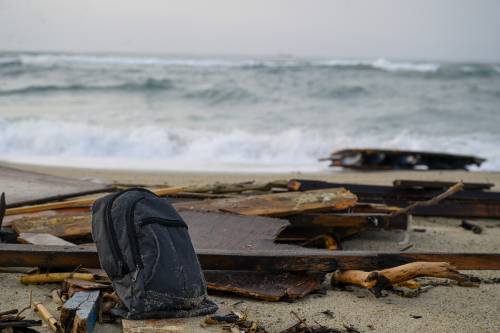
[{"x1": 1, "y1": 163, "x2": 499, "y2": 332}]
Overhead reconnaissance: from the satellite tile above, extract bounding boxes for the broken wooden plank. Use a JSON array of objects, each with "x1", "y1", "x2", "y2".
[
  {"x1": 174, "y1": 188, "x2": 357, "y2": 217},
  {"x1": 205, "y1": 270, "x2": 321, "y2": 301},
  {"x1": 287, "y1": 213, "x2": 408, "y2": 230},
  {"x1": 1, "y1": 244, "x2": 499, "y2": 271},
  {"x1": 60, "y1": 290, "x2": 100, "y2": 333},
  {"x1": 17, "y1": 232, "x2": 76, "y2": 246},
  {"x1": 11, "y1": 214, "x2": 92, "y2": 240},
  {"x1": 5, "y1": 187, "x2": 184, "y2": 216},
  {"x1": 393, "y1": 179, "x2": 494, "y2": 191},
  {"x1": 0, "y1": 165, "x2": 111, "y2": 207}
]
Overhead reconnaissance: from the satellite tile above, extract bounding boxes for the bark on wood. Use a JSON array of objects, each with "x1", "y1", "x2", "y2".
[
  {"x1": 60, "y1": 291, "x2": 100, "y2": 333},
  {"x1": 33, "y1": 302, "x2": 59, "y2": 332},
  {"x1": 1, "y1": 243, "x2": 500, "y2": 271},
  {"x1": 20, "y1": 273, "x2": 95, "y2": 284},
  {"x1": 175, "y1": 188, "x2": 358, "y2": 217},
  {"x1": 332, "y1": 262, "x2": 470, "y2": 297}
]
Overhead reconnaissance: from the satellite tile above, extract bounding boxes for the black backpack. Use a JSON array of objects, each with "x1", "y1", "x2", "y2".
[{"x1": 91, "y1": 188, "x2": 217, "y2": 319}]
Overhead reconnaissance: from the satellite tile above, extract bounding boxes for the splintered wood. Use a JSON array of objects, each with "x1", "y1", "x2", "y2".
[
  {"x1": 60, "y1": 290, "x2": 100, "y2": 333},
  {"x1": 175, "y1": 188, "x2": 358, "y2": 217}
]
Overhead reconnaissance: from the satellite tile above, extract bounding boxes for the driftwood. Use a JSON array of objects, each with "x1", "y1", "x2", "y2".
[
  {"x1": 392, "y1": 182, "x2": 464, "y2": 216},
  {"x1": 33, "y1": 302, "x2": 60, "y2": 332},
  {"x1": 21, "y1": 273, "x2": 95, "y2": 285},
  {"x1": 5, "y1": 186, "x2": 184, "y2": 216},
  {"x1": 332, "y1": 262, "x2": 470, "y2": 297}
]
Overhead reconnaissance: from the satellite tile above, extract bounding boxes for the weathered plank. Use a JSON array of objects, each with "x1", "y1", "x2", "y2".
[
  {"x1": 11, "y1": 214, "x2": 92, "y2": 239},
  {"x1": 0, "y1": 166, "x2": 111, "y2": 207},
  {"x1": 205, "y1": 270, "x2": 320, "y2": 301},
  {"x1": 1, "y1": 244, "x2": 499, "y2": 271},
  {"x1": 289, "y1": 179, "x2": 500, "y2": 218},
  {"x1": 18, "y1": 232, "x2": 76, "y2": 246},
  {"x1": 60, "y1": 290, "x2": 100, "y2": 333},
  {"x1": 175, "y1": 188, "x2": 357, "y2": 217}
]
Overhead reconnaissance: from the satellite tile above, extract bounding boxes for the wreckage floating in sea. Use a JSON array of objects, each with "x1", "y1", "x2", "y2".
[{"x1": 320, "y1": 148, "x2": 485, "y2": 170}]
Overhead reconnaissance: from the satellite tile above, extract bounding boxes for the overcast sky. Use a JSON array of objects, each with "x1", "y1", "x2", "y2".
[{"x1": 1, "y1": 0, "x2": 499, "y2": 62}]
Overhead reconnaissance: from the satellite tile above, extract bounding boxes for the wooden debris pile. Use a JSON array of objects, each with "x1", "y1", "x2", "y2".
[{"x1": 1, "y1": 168, "x2": 500, "y2": 333}]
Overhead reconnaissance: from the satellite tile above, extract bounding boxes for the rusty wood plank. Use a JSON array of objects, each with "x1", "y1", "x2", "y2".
[
  {"x1": 174, "y1": 188, "x2": 357, "y2": 217},
  {"x1": 205, "y1": 270, "x2": 321, "y2": 301},
  {"x1": 393, "y1": 179, "x2": 494, "y2": 191},
  {"x1": 287, "y1": 213, "x2": 408, "y2": 230},
  {"x1": 1, "y1": 244, "x2": 499, "y2": 271},
  {"x1": 17, "y1": 233, "x2": 76, "y2": 246}
]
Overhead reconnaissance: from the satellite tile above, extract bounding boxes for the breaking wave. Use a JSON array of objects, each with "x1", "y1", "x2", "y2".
[{"x1": 0, "y1": 118, "x2": 498, "y2": 172}]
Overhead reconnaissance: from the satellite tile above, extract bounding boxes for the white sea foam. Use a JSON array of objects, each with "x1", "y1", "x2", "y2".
[
  {"x1": 0, "y1": 118, "x2": 498, "y2": 172},
  {"x1": 3, "y1": 53, "x2": 442, "y2": 73},
  {"x1": 316, "y1": 58, "x2": 439, "y2": 72}
]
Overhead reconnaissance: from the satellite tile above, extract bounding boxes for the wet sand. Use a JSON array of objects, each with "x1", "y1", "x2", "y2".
[{"x1": 1, "y1": 163, "x2": 499, "y2": 332}]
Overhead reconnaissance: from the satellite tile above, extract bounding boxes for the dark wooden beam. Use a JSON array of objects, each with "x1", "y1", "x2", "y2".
[
  {"x1": 393, "y1": 179, "x2": 494, "y2": 191},
  {"x1": 0, "y1": 244, "x2": 499, "y2": 271}
]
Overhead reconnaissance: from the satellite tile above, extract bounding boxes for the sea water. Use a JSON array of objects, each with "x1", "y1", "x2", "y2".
[{"x1": 0, "y1": 52, "x2": 499, "y2": 172}]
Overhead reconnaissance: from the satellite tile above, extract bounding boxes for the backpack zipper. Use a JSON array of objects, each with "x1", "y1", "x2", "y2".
[
  {"x1": 103, "y1": 191, "x2": 130, "y2": 275},
  {"x1": 140, "y1": 217, "x2": 188, "y2": 228},
  {"x1": 126, "y1": 197, "x2": 145, "y2": 272}
]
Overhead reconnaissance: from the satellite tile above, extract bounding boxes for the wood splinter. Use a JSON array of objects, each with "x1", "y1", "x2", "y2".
[{"x1": 332, "y1": 262, "x2": 473, "y2": 297}]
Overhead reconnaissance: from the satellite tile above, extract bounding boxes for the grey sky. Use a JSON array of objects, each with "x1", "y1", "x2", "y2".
[{"x1": 1, "y1": 0, "x2": 499, "y2": 62}]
